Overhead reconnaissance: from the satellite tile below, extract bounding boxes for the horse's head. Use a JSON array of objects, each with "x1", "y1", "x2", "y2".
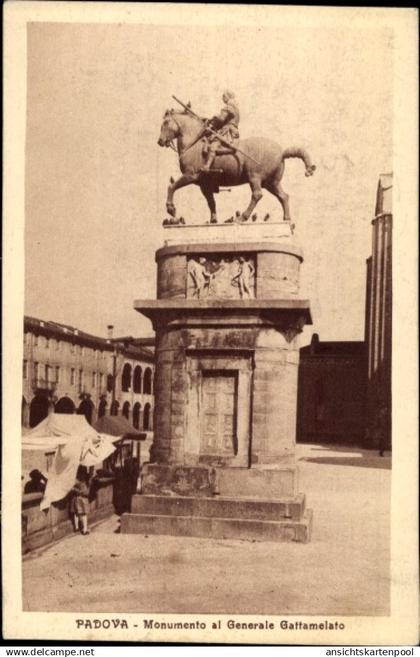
[{"x1": 157, "y1": 109, "x2": 180, "y2": 147}]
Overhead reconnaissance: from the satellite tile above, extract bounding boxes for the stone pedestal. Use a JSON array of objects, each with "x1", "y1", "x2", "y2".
[{"x1": 121, "y1": 222, "x2": 313, "y2": 542}]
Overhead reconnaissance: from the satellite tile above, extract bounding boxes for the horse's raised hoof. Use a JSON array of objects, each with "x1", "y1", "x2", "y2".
[
  {"x1": 305, "y1": 165, "x2": 316, "y2": 177},
  {"x1": 166, "y1": 204, "x2": 176, "y2": 217}
]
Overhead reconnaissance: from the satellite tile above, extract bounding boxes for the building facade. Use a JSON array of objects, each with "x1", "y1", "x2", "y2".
[
  {"x1": 296, "y1": 333, "x2": 366, "y2": 445},
  {"x1": 365, "y1": 174, "x2": 392, "y2": 449},
  {"x1": 297, "y1": 174, "x2": 392, "y2": 449},
  {"x1": 22, "y1": 316, "x2": 155, "y2": 435}
]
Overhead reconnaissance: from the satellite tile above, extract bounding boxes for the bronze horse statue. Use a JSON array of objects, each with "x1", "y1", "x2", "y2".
[{"x1": 158, "y1": 109, "x2": 316, "y2": 224}]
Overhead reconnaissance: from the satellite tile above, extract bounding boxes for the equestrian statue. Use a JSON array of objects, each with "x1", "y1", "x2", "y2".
[{"x1": 157, "y1": 92, "x2": 316, "y2": 224}]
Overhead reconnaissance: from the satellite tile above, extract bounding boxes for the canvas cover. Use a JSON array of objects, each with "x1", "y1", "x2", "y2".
[
  {"x1": 23, "y1": 413, "x2": 98, "y2": 448},
  {"x1": 22, "y1": 414, "x2": 118, "y2": 509},
  {"x1": 93, "y1": 414, "x2": 146, "y2": 440}
]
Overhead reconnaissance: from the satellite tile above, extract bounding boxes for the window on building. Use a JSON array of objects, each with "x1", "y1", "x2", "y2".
[
  {"x1": 143, "y1": 368, "x2": 153, "y2": 395},
  {"x1": 122, "y1": 401, "x2": 130, "y2": 419},
  {"x1": 107, "y1": 374, "x2": 114, "y2": 393},
  {"x1": 70, "y1": 368, "x2": 75, "y2": 385},
  {"x1": 99, "y1": 373, "x2": 104, "y2": 390},
  {"x1": 55, "y1": 366, "x2": 60, "y2": 383},
  {"x1": 23, "y1": 360, "x2": 28, "y2": 379},
  {"x1": 133, "y1": 402, "x2": 141, "y2": 429},
  {"x1": 56, "y1": 340, "x2": 60, "y2": 351},
  {"x1": 92, "y1": 371, "x2": 96, "y2": 388},
  {"x1": 71, "y1": 343, "x2": 75, "y2": 353},
  {"x1": 45, "y1": 364, "x2": 50, "y2": 382},
  {"x1": 34, "y1": 335, "x2": 38, "y2": 347},
  {"x1": 34, "y1": 362, "x2": 39, "y2": 379},
  {"x1": 133, "y1": 366, "x2": 142, "y2": 393},
  {"x1": 45, "y1": 337, "x2": 50, "y2": 348},
  {"x1": 22, "y1": 396, "x2": 28, "y2": 426},
  {"x1": 143, "y1": 403, "x2": 151, "y2": 430},
  {"x1": 79, "y1": 369, "x2": 83, "y2": 386},
  {"x1": 121, "y1": 363, "x2": 132, "y2": 392}
]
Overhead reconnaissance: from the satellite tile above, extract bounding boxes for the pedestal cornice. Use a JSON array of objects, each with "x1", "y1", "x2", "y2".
[
  {"x1": 134, "y1": 298, "x2": 312, "y2": 332},
  {"x1": 156, "y1": 241, "x2": 303, "y2": 261}
]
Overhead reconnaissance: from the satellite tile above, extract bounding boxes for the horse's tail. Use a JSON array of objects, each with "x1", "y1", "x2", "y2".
[{"x1": 282, "y1": 147, "x2": 316, "y2": 177}]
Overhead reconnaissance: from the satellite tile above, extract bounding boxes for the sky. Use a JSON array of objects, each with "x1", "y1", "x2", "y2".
[{"x1": 24, "y1": 18, "x2": 393, "y2": 344}]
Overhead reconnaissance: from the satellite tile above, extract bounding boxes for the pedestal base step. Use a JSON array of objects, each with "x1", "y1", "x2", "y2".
[
  {"x1": 215, "y1": 467, "x2": 297, "y2": 498},
  {"x1": 131, "y1": 493, "x2": 306, "y2": 522},
  {"x1": 121, "y1": 509, "x2": 312, "y2": 543}
]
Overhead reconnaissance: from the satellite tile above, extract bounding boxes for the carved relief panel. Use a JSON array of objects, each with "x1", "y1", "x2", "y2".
[{"x1": 187, "y1": 254, "x2": 256, "y2": 299}]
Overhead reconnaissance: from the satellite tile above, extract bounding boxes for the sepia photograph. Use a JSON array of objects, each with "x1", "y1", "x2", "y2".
[{"x1": 3, "y1": 2, "x2": 418, "y2": 646}]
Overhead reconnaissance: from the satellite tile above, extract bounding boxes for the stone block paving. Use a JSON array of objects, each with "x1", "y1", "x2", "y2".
[{"x1": 22, "y1": 443, "x2": 390, "y2": 616}]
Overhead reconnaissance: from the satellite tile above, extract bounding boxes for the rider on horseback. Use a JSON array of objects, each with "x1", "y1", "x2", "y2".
[{"x1": 201, "y1": 90, "x2": 240, "y2": 172}]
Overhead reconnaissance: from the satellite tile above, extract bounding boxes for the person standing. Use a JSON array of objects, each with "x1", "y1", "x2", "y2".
[
  {"x1": 232, "y1": 257, "x2": 255, "y2": 299},
  {"x1": 70, "y1": 467, "x2": 91, "y2": 535},
  {"x1": 188, "y1": 257, "x2": 213, "y2": 298}
]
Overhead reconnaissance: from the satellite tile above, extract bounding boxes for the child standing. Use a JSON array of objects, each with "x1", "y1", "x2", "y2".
[{"x1": 70, "y1": 467, "x2": 90, "y2": 535}]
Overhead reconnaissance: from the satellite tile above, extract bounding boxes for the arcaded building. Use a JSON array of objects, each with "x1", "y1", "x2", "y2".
[
  {"x1": 365, "y1": 174, "x2": 392, "y2": 449},
  {"x1": 22, "y1": 316, "x2": 155, "y2": 433}
]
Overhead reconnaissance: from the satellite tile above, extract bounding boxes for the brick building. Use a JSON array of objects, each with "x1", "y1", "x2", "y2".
[
  {"x1": 296, "y1": 333, "x2": 366, "y2": 444},
  {"x1": 22, "y1": 316, "x2": 155, "y2": 437},
  {"x1": 297, "y1": 174, "x2": 392, "y2": 448}
]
